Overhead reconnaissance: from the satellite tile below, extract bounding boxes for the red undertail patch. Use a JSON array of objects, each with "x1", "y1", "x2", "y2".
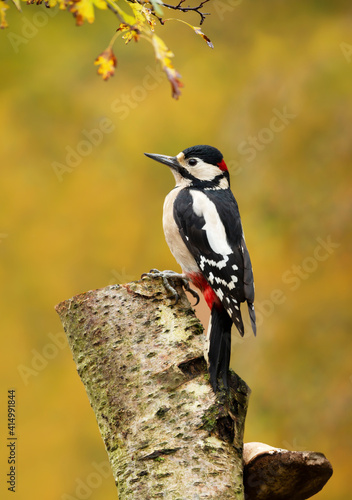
[{"x1": 187, "y1": 272, "x2": 222, "y2": 310}]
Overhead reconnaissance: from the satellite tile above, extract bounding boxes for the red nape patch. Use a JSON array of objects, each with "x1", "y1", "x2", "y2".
[
  {"x1": 217, "y1": 159, "x2": 228, "y2": 172},
  {"x1": 187, "y1": 272, "x2": 222, "y2": 310}
]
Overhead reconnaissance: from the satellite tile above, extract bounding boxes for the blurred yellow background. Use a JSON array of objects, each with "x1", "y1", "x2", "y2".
[{"x1": 1, "y1": 1, "x2": 351, "y2": 499}]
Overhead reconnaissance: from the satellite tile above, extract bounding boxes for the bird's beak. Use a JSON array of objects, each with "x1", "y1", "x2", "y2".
[{"x1": 144, "y1": 153, "x2": 180, "y2": 171}]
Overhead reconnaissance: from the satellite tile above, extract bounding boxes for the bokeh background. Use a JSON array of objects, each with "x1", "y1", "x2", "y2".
[{"x1": 1, "y1": 1, "x2": 351, "y2": 498}]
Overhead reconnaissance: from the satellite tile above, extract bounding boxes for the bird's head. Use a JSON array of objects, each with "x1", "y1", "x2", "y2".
[{"x1": 145, "y1": 145, "x2": 230, "y2": 189}]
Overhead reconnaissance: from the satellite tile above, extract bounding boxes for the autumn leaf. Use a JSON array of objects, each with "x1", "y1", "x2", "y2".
[
  {"x1": 164, "y1": 65, "x2": 183, "y2": 100},
  {"x1": 0, "y1": 0, "x2": 9, "y2": 28},
  {"x1": 128, "y1": 1, "x2": 155, "y2": 30},
  {"x1": 118, "y1": 23, "x2": 140, "y2": 43},
  {"x1": 152, "y1": 33, "x2": 183, "y2": 99},
  {"x1": 94, "y1": 47, "x2": 117, "y2": 80},
  {"x1": 120, "y1": 23, "x2": 143, "y2": 43},
  {"x1": 10, "y1": 0, "x2": 21, "y2": 11},
  {"x1": 117, "y1": 1, "x2": 155, "y2": 43},
  {"x1": 193, "y1": 27, "x2": 213, "y2": 48},
  {"x1": 70, "y1": 0, "x2": 107, "y2": 26}
]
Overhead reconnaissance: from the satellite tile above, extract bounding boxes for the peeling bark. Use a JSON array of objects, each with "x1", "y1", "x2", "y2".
[{"x1": 56, "y1": 277, "x2": 250, "y2": 499}]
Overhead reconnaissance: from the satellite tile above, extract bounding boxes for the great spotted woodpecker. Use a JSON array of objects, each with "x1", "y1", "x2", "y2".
[{"x1": 144, "y1": 145, "x2": 256, "y2": 392}]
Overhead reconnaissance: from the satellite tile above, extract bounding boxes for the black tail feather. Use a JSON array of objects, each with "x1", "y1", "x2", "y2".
[
  {"x1": 247, "y1": 301, "x2": 257, "y2": 336},
  {"x1": 208, "y1": 305, "x2": 233, "y2": 392}
]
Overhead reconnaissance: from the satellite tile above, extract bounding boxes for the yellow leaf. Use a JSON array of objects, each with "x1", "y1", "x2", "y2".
[
  {"x1": 0, "y1": 0, "x2": 9, "y2": 29},
  {"x1": 56, "y1": 0, "x2": 70, "y2": 10},
  {"x1": 118, "y1": 23, "x2": 140, "y2": 43},
  {"x1": 152, "y1": 33, "x2": 174, "y2": 61},
  {"x1": 127, "y1": 1, "x2": 144, "y2": 23},
  {"x1": 10, "y1": 0, "x2": 21, "y2": 11},
  {"x1": 152, "y1": 34, "x2": 183, "y2": 99},
  {"x1": 93, "y1": 0, "x2": 106, "y2": 8},
  {"x1": 94, "y1": 47, "x2": 117, "y2": 80},
  {"x1": 115, "y1": 1, "x2": 155, "y2": 44},
  {"x1": 128, "y1": 1, "x2": 155, "y2": 30},
  {"x1": 70, "y1": 0, "x2": 107, "y2": 26},
  {"x1": 194, "y1": 27, "x2": 214, "y2": 49}
]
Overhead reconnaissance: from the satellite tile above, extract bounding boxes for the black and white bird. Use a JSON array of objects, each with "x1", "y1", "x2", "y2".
[{"x1": 144, "y1": 145, "x2": 256, "y2": 392}]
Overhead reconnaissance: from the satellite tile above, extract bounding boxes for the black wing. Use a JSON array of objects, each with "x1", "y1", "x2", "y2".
[{"x1": 173, "y1": 188, "x2": 256, "y2": 336}]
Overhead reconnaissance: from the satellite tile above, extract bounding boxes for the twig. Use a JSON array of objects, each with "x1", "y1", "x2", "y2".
[{"x1": 160, "y1": 0, "x2": 211, "y2": 25}]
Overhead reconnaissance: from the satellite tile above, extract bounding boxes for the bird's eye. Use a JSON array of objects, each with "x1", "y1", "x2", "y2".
[{"x1": 188, "y1": 158, "x2": 198, "y2": 166}]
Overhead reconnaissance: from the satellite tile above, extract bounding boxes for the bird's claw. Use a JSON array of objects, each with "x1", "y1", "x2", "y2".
[
  {"x1": 181, "y1": 279, "x2": 200, "y2": 306},
  {"x1": 141, "y1": 269, "x2": 200, "y2": 306}
]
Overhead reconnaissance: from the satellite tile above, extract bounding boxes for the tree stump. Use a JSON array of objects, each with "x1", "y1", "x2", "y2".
[
  {"x1": 55, "y1": 276, "x2": 333, "y2": 500},
  {"x1": 56, "y1": 277, "x2": 250, "y2": 499}
]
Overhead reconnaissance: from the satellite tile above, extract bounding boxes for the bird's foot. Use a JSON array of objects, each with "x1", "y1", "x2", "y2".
[{"x1": 141, "y1": 269, "x2": 200, "y2": 306}]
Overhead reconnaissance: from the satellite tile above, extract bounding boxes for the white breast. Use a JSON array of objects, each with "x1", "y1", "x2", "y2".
[{"x1": 163, "y1": 187, "x2": 200, "y2": 274}]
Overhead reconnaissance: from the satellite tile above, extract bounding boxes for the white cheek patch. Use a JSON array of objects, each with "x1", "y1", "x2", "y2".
[
  {"x1": 190, "y1": 190, "x2": 232, "y2": 256},
  {"x1": 180, "y1": 157, "x2": 222, "y2": 181},
  {"x1": 191, "y1": 162, "x2": 221, "y2": 181}
]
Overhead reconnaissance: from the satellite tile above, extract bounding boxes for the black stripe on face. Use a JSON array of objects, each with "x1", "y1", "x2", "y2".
[{"x1": 179, "y1": 168, "x2": 229, "y2": 189}]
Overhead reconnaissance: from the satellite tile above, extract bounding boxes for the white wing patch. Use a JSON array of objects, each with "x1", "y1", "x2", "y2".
[{"x1": 190, "y1": 190, "x2": 232, "y2": 256}]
